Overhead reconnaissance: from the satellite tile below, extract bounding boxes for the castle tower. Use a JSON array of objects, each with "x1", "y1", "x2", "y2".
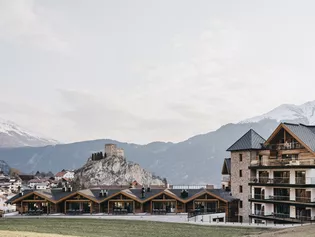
[{"x1": 105, "y1": 144, "x2": 117, "y2": 157}]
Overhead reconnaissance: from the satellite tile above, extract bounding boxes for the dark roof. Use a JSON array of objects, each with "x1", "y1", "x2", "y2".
[
  {"x1": 90, "y1": 189, "x2": 122, "y2": 201},
  {"x1": 168, "y1": 189, "x2": 205, "y2": 200},
  {"x1": 227, "y1": 129, "x2": 266, "y2": 151},
  {"x1": 210, "y1": 189, "x2": 238, "y2": 202},
  {"x1": 221, "y1": 158, "x2": 231, "y2": 175},
  {"x1": 6, "y1": 189, "x2": 75, "y2": 204},
  {"x1": 283, "y1": 123, "x2": 315, "y2": 152},
  {"x1": 6, "y1": 188, "x2": 238, "y2": 203},
  {"x1": 6, "y1": 190, "x2": 33, "y2": 204}
]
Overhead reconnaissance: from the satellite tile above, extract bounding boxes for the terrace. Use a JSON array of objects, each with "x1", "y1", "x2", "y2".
[
  {"x1": 249, "y1": 195, "x2": 315, "y2": 205},
  {"x1": 250, "y1": 157, "x2": 315, "y2": 168}
]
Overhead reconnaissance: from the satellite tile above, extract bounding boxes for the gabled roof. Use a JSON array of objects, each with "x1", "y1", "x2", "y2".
[
  {"x1": 227, "y1": 129, "x2": 266, "y2": 151},
  {"x1": 55, "y1": 172, "x2": 66, "y2": 177},
  {"x1": 282, "y1": 123, "x2": 315, "y2": 153},
  {"x1": 221, "y1": 158, "x2": 231, "y2": 175},
  {"x1": 6, "y1": 188, "x2": 238, "y2": 204}
]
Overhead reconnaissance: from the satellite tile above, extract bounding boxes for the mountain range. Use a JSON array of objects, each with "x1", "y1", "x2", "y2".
[
  {"x1": 0, "y1": 101, "x2": 315, "y2": 186},
  {"x1": 0, "y1": 117, "x2": 58, "y2": 148}
]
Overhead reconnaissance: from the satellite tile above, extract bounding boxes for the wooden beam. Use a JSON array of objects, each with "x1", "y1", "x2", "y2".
[
  {"x1": 194, "y1": 199, "x2": 219, "y2": 202},
  {"x1": 133, "y1": 201, "x2": 135, "y2": 214},
  {"x1": 64, "y1": 200, "x2": 90, "y2": 202},
  {"x1": 151, "y1": 199, "x2": 177, "y2": 202}
]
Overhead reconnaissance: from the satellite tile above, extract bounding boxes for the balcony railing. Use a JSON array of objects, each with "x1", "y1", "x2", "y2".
[
  {"x1": 250, "y1": 158, "x2": 315, "y2": 167},
  {"x1": 263, "y1": 142, "x2": 303, "y2": 150},
  {"x1": 250, "y1": 177, "x2": 315, "y2": 185},
  {"x1": 251, "y1": 211, "x2": 315, "y2": 222},
  {"x1": 251, "y1": 211, "x2": 290, "y2": 219},
  {"x1": 249, "y1": 177, "x2": 290, "y2": 184},
  {"x1": 249, "y1": 194, "x2": 315, "y2": 203},
  {"x1": 249, "y1": 195, "x2": 289, "y2": 201}
]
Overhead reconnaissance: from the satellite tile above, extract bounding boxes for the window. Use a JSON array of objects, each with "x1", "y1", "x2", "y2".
[
  {"x1": 240, "y1": 200, "x2": 243, "y2": 208},
  {"x1": 239, "y1": 170, "x2": 243, "y2": 177},
  {"x1": 239, "y1": 154, "x2": 243, "y2": 162},
  {"x1": 239, "y1": 185, "x2": 243, "y2": 193},
  {"x1": 239, "y1": 216, "x2": 243, "y2": 223}
]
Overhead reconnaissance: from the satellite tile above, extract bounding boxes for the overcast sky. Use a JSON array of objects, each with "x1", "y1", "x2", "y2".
[{"x1": 1, "y1": 0, "x2": 315, "y2": 144}]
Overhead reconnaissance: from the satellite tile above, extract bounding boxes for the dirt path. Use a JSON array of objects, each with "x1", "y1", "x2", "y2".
[{"x1": 0, "y1": 230, "x2": 78, "y2": 237}]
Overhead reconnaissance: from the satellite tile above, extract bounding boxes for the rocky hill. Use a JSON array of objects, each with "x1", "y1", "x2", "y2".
[
  {"x1": 0, "y1": 160, "x2": 10, "y2": 175},
  {"x1": 73, "y1": 154, "x2": 166, "y2": 188}
]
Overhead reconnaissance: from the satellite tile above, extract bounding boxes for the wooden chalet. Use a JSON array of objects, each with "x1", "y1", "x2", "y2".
[{"x1": 7, "y1": 187, "x2": 239, "y2": 221}]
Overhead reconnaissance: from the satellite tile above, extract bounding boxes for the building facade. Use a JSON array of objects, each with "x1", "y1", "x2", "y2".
[
  {"x1": 227, "y1": 129, "x2": 265, "y2": 223},
  {"x1": 228, "y1": 123, "x2": 315, "y2": 224}
]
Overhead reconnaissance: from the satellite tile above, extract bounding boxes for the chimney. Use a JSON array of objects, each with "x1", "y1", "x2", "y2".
[
  {"x1": 141, "y1": 187, "x2": 146, "y2": 198},
  {"x1": 180, "y1": 189, "x2": 188, "y2": 198}
]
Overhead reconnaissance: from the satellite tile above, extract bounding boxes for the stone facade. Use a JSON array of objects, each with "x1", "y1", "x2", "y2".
[
  {"x1": 105, "y1": 144, "x2": 124, "y2": 157},
  {"x1": 105, "y1": 144, "x2": 117, "y2": 157},
  {"x1": 231, "y1": 150, "x2": 256, "y2": 222},
  {"x1": 116, "y1": 148, "x2": 125, "y2": 157}
]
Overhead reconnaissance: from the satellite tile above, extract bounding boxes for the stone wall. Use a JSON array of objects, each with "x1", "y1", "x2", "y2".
[{"x1": 231, "y1": 150, "x2": 256, "y2": 222}]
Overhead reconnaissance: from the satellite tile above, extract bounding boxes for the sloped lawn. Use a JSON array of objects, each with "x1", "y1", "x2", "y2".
[{"x1": 0, "y1": 218, "x2": 271, "y2": 237}]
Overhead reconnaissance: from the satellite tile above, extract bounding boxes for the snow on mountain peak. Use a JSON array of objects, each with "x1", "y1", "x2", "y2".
[
  {"x1": 240, "y1": 100, "x2": 315, "y2": 125},
  {"x1": 0, "y1": 117, "x2": 58, "y2": 148}
]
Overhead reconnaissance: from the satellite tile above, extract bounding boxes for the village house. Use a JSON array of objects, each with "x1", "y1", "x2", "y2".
[
  {"x1": 227, "y1": 123, "x2": 315, "y2": 224},
  {"x1": 6, "y1": 186, "x2": 239, "y2": 222},
  {"x1": 55, "y1": 170, "x2": 75, "y2": 181},
  {"x1": 28, "y1": 178, "x2": 50, "y2": 189}
]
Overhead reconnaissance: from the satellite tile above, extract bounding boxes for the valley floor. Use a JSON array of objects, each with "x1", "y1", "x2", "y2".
[{"x1": 0, "y1": 218, "x2": 272, "y2": 237}]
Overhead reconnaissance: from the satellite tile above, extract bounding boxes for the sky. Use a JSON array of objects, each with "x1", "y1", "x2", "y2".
[{"x1": 1, "y1": 0, "x2": 315, "y2": 144}]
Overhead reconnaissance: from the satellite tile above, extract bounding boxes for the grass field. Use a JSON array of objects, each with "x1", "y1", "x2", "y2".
[{"x1": 0, "y1": 218, "x2": 272, "y2": 237}]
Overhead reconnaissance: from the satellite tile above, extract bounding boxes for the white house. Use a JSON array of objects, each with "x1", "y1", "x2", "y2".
[{"x1": 55, "y1": 170, "x2": 74, "y2": 181}]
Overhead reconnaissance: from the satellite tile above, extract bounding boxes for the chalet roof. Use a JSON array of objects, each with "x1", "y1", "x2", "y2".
[
  {"x1": 55, "y1": 172, "x2": 66, "y2": 177},
  {"x1": 7, "y1": 188, "x2": 238, "y2": 204},
  {"x1": 18, "y1": 174, "x2": 35, "y2": 182},
  {"x1": 227, "y1": 129, "x2": 266, "y2": 151},
  {"x1": 283, "y1": 123, "x2": 315, "y2": 152},
  {"x1": 221, "y1": 158, "x2": 231, "y2": 175}
]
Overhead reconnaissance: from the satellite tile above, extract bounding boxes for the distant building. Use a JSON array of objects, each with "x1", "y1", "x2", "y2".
[
  {"x1": 28, "y1": 178, "x2": 50, "y2": 189},
  {"x1": 221, "y1": 158, "x2": 231, "y2": 191},
  {"x1": 35, "y1": 183, "x2": 49, "y2": 190},
  {"x1": 55, "y1": 170, "x2": 74, "y2": 181},
  {"x1": 104, "y1": 144, "x2": 124, "y2": 157},
  {"x1": 105, "y1": 144, "x2": 117, "y2": 157},
  {"x1": 116, "y1": 148, "x2": 125, "y2": 157}
]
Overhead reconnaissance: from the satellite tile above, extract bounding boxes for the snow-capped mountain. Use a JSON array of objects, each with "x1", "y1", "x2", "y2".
[
  {"x1": 241, "y1": 100, "x2": 315, "y2": 125},
  {"x1": 0, "y1": 117, "x2": 58, "y2": 148}
]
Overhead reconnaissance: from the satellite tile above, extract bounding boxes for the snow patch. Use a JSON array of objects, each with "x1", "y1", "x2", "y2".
[{"x1": 240, "y1": 100, "x2": 315, "y2": 124}]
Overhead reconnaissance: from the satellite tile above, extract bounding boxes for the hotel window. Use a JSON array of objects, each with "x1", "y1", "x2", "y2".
[
  {"x1": 240, "y1": 200, "x2": 243, "y2": 208},
  {"x1": 239, "y1": 154, "x2": 243, "y2": 162},
  {"x1": 239, "y1": 170, "x2": 243, "y2": 177},
  {"x1": 239, "y1": 185, "x2": 243, "y2": 193}
]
